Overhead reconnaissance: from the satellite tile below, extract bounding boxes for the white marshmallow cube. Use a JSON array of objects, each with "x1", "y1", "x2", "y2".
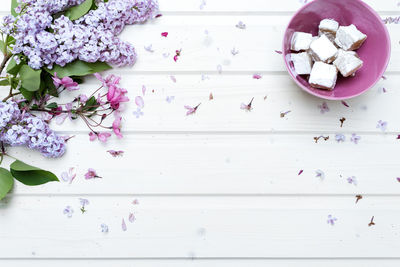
[
  {"x1": 319, "y1": 19, "x2": 339, "y2": 42},
  {"x1": 319, "y1": 19, "x2": 339, "y2": 34},
  {"x1": 309, "y1": 61, "x2": 338, "y2": 90},
  {"x1": 335, "y1": 24, "x2": 367, "y2": 51},
  {"x1": 291, "y1": 52, "x2": 314, "y2": 75},
  {"x1": 290, "y1": 32, "x2": 314, "y2": 51},
  {"x1": 309, "y1": 34, "x2": 338, "y2": 63},
  {"x1": 333, "y1": 49, "x2": 363, "y2": 77}
]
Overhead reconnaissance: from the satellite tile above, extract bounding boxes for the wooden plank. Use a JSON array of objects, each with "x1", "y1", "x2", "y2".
[
  {"x1": 44, "y1": 74, "x2": 400, "y2": 133},
  {"x1": 1, "y1": 259, "x2": 400, "y2": 266},
  {"x1": 0, "y1": 0, "x2": 398, "y2": 13},
  {"x1": 1, "y1": 196, "x2": 400, "y2": 258},
  {"x1": 113, "y1": 16, "x2": 400, "y2": 72},
  {"x1": 0, "y1": 15, "x2": 398, "y2": 72},
  {"x1": 4, "y1": 134, "x2": 400, "y2": 195}
]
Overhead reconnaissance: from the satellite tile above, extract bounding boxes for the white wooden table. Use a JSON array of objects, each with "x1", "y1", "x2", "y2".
[{"x1": 1, "y1": 0, "x2": 400, "y2": 266}]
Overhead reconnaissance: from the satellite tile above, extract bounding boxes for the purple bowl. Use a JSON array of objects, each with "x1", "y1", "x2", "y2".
[{"x1": 283, "y1": 0, "x2": 391, "y2": 100}]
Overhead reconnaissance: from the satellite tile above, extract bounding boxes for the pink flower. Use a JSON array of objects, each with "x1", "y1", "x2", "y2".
[
  {"x1": 112, "y1": 116, "x2": 123, "y2": 139},
  {"x1": 55, "y1": 103, "x2": 73, "y2": 125},
  {"x1": 53, "y1": 72, "x2": 79, "y2": 91},
  {"x1": 184, "y1": 103, "x2": 201, "y2": 116},
  {"x1": 89, "y1": 132, "x2": 97, "y2": 142},
  {"x1": 79, "y1": 94, "x2": 88, "y2": 102},
  {"x1": 161, "y1": 32, "x2": 168, "y2": 37},
  {"x1": 84, "y1": 168, "x2": 101, "y2": 179},
  {"x1": 98, "y1": 132, "x2": 112, "y2": 143},
  {"x1": 89, "y1": 132, "x2": 112, "y2": 143},
  {"x1": 94, "y1": 73, "x2": 121, "y2": 87},
  {"x1": 107, "y1": 85, "x2": 129, "y2": 110}
]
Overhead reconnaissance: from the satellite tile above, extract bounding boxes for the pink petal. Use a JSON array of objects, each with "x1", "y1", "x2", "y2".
[
  {"x1": 161, "y1": 32, "x2": 168, "y2": 37},
  {"x1": 129, "y1": 213, "x2": 135, "y2": 223},
  {"x1": 240, "y1": 103, "x2": 248, "y2": 110},
  {"x1": 56, "y1": 113, "x2": 69, "y2": 125},
  {"x1": 253, "y1": 74, "x2": 262, "y2": 79},
  {"x1": 135, "y1": 96, "x2": 145, "y2": 109},
  {"x1": 89, "y1": 132, "x2": 97, "y2": 141},
  {"x1": 122, "y1": 218, "x2": 127, "y2": 231},
  {"x1": 142, "y1": 85, "x2": 146, "y2": 96}
]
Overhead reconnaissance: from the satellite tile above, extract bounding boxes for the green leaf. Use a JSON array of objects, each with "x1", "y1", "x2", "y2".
[
  {"x1": 19, "y1": 65, "x2": 42, "y2": 92},
  {"x1": 64, "y1": 0, "x2": 93, "y2": 21},
  {"x1": 45, "y1": 60, "x2": 111, "y2": 78},
  {"x1": 0, "y1": 40, "x2": 6, "y2": 55},
  {"x1": 7, "y1": 58, "x2": 22, "y2": 76},
  {"x1": 42, "y1": 72, "x2": 58, "y2": 97},
  {"x1": 46, "y1": 102, "x2": 58, "y2": 109},
  {"x1": 0, "y1": 168, "x2": 14, "y2": 200},
  {"x1": 10, "y1": 160, "x2": 59, "y2": 186},
  {"x1": 0, "y1": 79, "x2": 10, "y2": 86},
  {"x1": 83, "y1": 96, "x2": 99, "y2": 111},
  {"x1": 11, "y1": 0, "x2": 18, "y2": 17}
]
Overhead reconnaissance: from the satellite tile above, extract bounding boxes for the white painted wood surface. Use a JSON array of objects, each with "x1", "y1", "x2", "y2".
[{"x1": 1, "y1": 0, "x2": 400, "y2": 266}]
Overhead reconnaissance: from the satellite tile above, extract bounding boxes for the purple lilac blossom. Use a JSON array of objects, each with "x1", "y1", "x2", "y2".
[
  {"x1": 1, "y1": 0, "x2": 159, "y2": 69},
  {"x1": 0, "y1": 101, "x2": 66, "y2": 158}
]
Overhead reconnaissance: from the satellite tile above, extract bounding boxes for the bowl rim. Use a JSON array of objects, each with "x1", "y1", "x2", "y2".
[{"x1": 282, "y1": 0, "x2": 391, "y2": 100}]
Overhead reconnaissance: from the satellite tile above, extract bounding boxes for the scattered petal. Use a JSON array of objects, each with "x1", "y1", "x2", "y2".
[
  {"x1": 315, "y1": 169, "x2": 325, "y2": 180},
  {"x1": 135, "y1": 96, "x2": 145, "y2": 109},
  {"x1": 231, "y1": 47, "x2": 239, "y2": 56},
  {"x1": 327, "y1": 215, "x2": 337, "y2": 226},
  {"x1": 236, "y1": 21, "x2": 246, "y2": 29},
  {"x1": 144, "y1": 44, "x2": 154, "y2": 52},
  {"x1": 335, "y1": 134, "x2": 346, "y2": 143},
  {"x1": 318, "y1": 102, "x2": 330, "y2": 114},
  {"x1": 298, "y1": 170, "x2": 304, "y2": 176},
  {"x1": 63, "y1": 206, "x2": 73, "y2": 218},
  {"x1": 209, "y1": 93, "x2": 214, "y2": 100},
  {"x1": 161, "y1": 32, "x2": 168, "y2": 37},
  {"x1": 101, "y1": 224, "x2": 109, "y2": 233},
  {"x1": 85, "y1": 168, "x2": 101, "y2": 179},
  {"x1": 133, "y1": 108, "x2": 144, "y2": 118},
  {"x1": 241, "y1": 97, "x2": 254, "y2": 111},
  {"x1": 107, "y1": 150, "x2": 124, "y2": 157},
  {"x1": 170, "y1": 75, "x2": 177, "y2": 83},
  {"x1": 61, "y1": 168, "x2": 76, "y2": 184},
  {"x1": 185, "y1": 103, "x2": 201, "y2": 116},
  {"x1": 122, "y1": 218, "x2": 127, "y2": 231},
  {"x1": 347, "y1": 176, "x2": 357, "y2": 186},
  {"x1": 275, "y1": 50, "x2": 283, "y2": 54},
  {"x1": 376, "y1": 120, "x2": 388, "y2": 132},
  {"x1": 253, "y1": 74, "x2": 262, "y2": 79},
  {"x1": 351, "y1": 133, "x2": 361, "y2": 144},
  {"x1": 129, "y1": 213, "x2": 136, "y2": 223}
]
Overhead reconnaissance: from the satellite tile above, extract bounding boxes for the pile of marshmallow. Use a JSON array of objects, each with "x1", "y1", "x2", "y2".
[{"x1": 290, "y1": 19, "x2": 367, "y2": 90}]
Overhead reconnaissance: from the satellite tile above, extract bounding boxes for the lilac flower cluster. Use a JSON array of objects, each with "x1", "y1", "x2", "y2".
[
  {"x1": 0, "y1": 101, "x2": 66, "y2": 158},
  {"x1": 1, "y1": 0, "x2": 159, "y2": 69}
]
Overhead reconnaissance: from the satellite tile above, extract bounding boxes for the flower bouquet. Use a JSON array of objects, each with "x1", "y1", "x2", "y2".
[{"x1": 0, "y1": 0, "x2": 159, "y2": 200}]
